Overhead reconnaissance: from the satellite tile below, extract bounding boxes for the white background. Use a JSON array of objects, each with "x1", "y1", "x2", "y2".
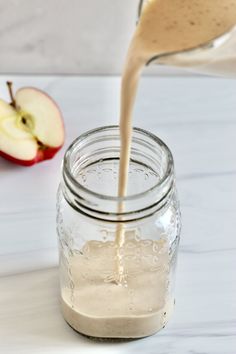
[{"x1": 0, "y1": 0, "x2": 186, "y2": 75}]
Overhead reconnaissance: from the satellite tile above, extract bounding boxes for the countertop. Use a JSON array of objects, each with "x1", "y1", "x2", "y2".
[{"x1": 0, "y1": 75, "x2": 235, "y2": 353}]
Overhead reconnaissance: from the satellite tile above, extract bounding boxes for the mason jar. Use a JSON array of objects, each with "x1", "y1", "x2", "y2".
[{"x1": 57, "y1": 126, "x2": 181, "y2": 339}]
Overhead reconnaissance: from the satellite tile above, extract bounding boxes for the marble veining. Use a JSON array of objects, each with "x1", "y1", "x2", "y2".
[
  {"x1": 0, "y1": 75, "x2": 236, "y2": 353},
  {"x1": 0, "y1": 0, "x2": 189, "y2": 75},
  {"x1": 0, "y1": 0, "x2": 199, "y2": 75}
]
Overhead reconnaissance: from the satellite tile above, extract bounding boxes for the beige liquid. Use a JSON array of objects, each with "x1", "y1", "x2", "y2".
[
  {"x1": 62, "y1": 0, "x2": 236, "y2": 338},
  {"x1": 61, "y1": 239, "x2": 174, "y2": 338},
  {"x1": 119, "y1": 0, "x2": 236, "y2": 202},
  {"x1": 116, "y1": 0, "x2": 236, "y2": 278}
]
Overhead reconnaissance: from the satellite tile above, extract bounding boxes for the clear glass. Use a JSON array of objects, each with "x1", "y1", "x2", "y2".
[
  {"x1": 138, "y1": 0, "x2": 236, "y2": 77},
  {"x1": 57, "y1": 126, "x2": 181, "y2": 339}
]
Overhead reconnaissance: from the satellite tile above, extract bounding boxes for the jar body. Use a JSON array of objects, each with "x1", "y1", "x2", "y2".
[{"x1": 57, "y1": 126, "x2": 181, "y2": 339}]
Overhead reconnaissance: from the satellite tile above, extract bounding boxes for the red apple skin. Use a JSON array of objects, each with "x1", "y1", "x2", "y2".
[
  {"x1": 0, "y1": 86, "x2": 65, "y2": 166},
  {"x1": 0, "y1": 145, "x2": 63, "y2": 167}
]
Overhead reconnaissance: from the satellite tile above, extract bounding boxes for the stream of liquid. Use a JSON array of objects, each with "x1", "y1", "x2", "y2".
[
  {"x1": 116, "y1": 0, "x2": 236, "y2": 283},
  {"x1": 61, "y1": 0, "x2": 236, "y2": 339}
]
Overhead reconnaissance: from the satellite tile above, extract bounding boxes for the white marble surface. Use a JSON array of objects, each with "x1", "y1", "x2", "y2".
[
  {"x1": 0, "y1": 75, "x2": 236, "y2": 353},
  {"x1": 0, "y1": 0, "x2": 184, "y2": 75}
]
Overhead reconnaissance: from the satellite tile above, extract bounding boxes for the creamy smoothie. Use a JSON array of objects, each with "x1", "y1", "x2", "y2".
[
  {"x1": 61, "y1": 239, "x2": 174, "y2": 338},
  {"x1": 116, "y1": 0, "x2": 236, "y2": 285},
  {"x1": 61, "y1": 0, "x2": 236, "y2": 338},
  {"x1": 118, "y1": 0, "x2": 236, "y2": 202}
]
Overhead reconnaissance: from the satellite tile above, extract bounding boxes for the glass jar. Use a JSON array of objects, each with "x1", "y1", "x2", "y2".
[{"x1": 57, "y1": 126, "x2": 181, "y2": 339}]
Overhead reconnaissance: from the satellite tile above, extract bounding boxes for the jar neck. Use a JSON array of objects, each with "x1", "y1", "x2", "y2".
[{"x1": 62, "y1": 126, "x2": 175, "y2": 222}]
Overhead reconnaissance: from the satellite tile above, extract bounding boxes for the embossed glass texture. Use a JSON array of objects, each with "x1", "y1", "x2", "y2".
[{"x1": 57, "y1": 126, "x2": 181, "y2": 338}]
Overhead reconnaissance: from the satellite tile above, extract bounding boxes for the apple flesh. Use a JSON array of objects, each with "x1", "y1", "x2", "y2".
[{"x1": 0, "y1": 83, "x2": 64, "y2": 166}]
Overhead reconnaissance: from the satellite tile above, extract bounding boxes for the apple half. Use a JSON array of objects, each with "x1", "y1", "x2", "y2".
[{"x1": 0, "y1": 82, "x2": 65, "y2": 166}]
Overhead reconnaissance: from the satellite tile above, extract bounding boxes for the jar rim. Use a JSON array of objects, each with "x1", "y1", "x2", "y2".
[{"x1": 63, "y1": 125, "x2": 174, "y2": 203}]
